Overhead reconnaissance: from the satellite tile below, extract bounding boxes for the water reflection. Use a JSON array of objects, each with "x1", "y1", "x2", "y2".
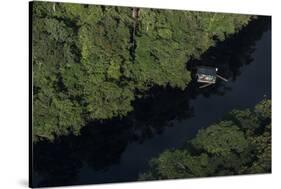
[
  {"x1": 187, "y1": 16, "x2": 270, "y2": 98},
  {"x1": 32, "y1": 16, "x2": 271, "y2": 187}
]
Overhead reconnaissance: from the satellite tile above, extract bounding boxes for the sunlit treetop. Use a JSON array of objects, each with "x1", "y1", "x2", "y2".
[{"x1": 32, "y1": 1, "x2": 252, "y2": 141}]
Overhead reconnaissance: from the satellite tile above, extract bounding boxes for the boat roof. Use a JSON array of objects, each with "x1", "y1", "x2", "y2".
[{"x1": 197, "y1": 66, "x2": 217, "y2": 76}]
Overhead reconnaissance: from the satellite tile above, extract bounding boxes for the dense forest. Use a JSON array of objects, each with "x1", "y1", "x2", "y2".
[
  {"x1": 32, "y1": 1, "x2": 253, "y2": 141},
  {"x1": 139, "y1": 99, "x2": 271, "y2": 180}
]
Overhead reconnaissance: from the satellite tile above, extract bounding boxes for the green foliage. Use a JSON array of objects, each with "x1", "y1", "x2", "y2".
[
  {"x1": 255, "y1": 99, "x2": 271, "y2": 120},
  {"x1": 133, "y1": 10, "x2": 251, "y2": 89},
  {"x1": 248, "y1": 123, "x2": 271, "y2": 173},
  {"x1": 139, "y1": 150, "x2": 212, "y2": 180},
  {"x1": 227, "y1": 109, "x2": 261, "y2": 130},
  {"x1": 32, "y1": 1, "x2": 252, "y2": 141},
  {"x1": 192, "y1": 121, "x2": 249, "y2": 156},
  {"x1": 140, "y1": 99, "x2": 271, "y2": 180}
]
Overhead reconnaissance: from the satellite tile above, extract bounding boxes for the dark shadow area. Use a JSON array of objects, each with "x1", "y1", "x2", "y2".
[
  {"x1": 187, "y1": 16, "x2": 271, "y2": 99},
  {"x1": 32, "y1": 16, "x2": 271, "y2": 187}
]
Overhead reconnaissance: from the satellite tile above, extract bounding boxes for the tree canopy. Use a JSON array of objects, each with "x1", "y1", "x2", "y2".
[
  {"x1": 139, "y1": 99, "x2": 271, "y2": 180},
  {"x1": 32, "y1": 1, "x2": 252, "y2": 141}
]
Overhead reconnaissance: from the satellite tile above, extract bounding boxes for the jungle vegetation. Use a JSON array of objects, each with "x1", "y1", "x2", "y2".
[
  {"x1": 32, "y1": 1, "x2": 253, "y2": 141},
  {"x1": 139, "y1": 99, "x2": 271, "y2": 180}
]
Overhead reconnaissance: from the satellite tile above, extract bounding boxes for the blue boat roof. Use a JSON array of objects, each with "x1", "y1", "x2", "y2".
[{"x1": 197, "y1": 66, "x2": 217, "y2": 76}]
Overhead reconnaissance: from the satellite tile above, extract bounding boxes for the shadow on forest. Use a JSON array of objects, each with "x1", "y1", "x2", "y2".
[{"x1": 32, "y1": 16, "x2": 270, "y2": 187}]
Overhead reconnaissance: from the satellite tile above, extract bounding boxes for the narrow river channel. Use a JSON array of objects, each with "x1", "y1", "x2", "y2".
[{"x1": 32, "y1": 16, "x2": 271, "y2": 187}]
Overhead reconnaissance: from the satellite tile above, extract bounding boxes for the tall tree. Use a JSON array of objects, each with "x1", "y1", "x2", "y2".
[
  {"x1": 32, "y1": 1, "x2": 252, "y2": 141},
  {"x1": 140, "y1": 99, "x2": 271, "y2": 180}
]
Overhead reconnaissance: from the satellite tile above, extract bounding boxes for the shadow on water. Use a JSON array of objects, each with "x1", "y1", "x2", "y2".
[
  {"x1": 32, "y1": 16, "x2": 271, "y2": 187},
  {"x1": 187, "y1": 16, "x2": 271, "y2": 99}
]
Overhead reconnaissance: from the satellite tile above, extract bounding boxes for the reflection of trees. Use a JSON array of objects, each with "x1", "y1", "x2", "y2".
[
  {"x1": 129, "y1": 86, "x2": 194, "y2": 142},
  {"x1": 33, "y1": 16, "x2": 271, "y2": 187},
  {"x1": 33, "y1": 121, "x2": 131, "y2": 187},
  {"x1": 187, "y1": 16, "x2": 271, "y2": 98},
  {"x1": 139, "y1": 100, "x2": 271, "y2": 181},
  {"x1": 33, "y1": 87, "x2": 194, "y2": 187},
  {"x1": 33, "y1": 139, "x2": 82, "y2": 186}
]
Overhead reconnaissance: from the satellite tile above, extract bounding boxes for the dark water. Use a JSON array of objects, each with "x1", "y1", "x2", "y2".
[{"x1": 32, "y1": 16, "x2": 271, "y2": 187}]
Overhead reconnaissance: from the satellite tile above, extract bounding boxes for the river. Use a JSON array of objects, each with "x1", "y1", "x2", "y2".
[{"x1": 32, "y1": 16, "x2": 271, "y2": 187}]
